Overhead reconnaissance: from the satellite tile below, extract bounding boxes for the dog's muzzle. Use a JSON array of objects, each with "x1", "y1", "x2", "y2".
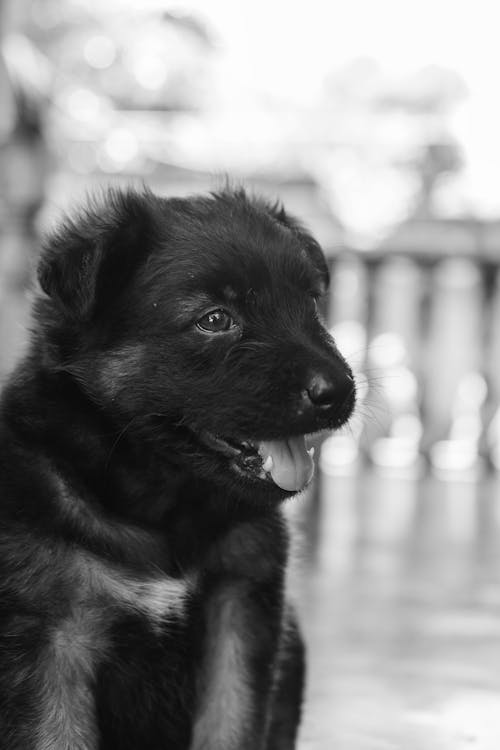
[{"x1": 197, "y1": 363, "x2": 355, "y2": 494}]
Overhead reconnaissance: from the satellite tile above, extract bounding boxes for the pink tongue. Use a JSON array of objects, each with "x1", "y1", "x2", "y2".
[{"x1": 258, "y1": 436, "x2": 314, "y2": 492}]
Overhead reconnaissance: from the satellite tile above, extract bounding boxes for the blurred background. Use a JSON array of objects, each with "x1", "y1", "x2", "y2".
[{"x1": 1, "y1": 0, "x2": 500, "y2": 747}]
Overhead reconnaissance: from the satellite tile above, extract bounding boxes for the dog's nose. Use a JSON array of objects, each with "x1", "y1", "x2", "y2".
[{"x1": 305, "y1": 371, "x2": 354, "y2": 409}]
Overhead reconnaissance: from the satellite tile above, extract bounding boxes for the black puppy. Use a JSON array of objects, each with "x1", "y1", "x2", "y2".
[{"x1": 0, "y1": 187, "x2": 355, "y2": 750}]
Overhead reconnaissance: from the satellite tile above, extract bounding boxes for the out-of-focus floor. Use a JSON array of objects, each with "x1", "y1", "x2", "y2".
[{"x1": 292, "y1": 469, "x2": 500, "y2": 750}]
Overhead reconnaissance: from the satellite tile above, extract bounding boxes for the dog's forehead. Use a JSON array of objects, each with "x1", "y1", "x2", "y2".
[
  {"x1": 150, "y1": 196, "x2": 325, "y2": 305},
  {"x1": 188, "y1": 232, "x2": 316, "y2": 292},
  {"x1": 189, "y1": 251, "x2": 314, "y2": 307}
]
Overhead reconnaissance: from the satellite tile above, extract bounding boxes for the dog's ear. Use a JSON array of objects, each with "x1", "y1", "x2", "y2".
[
  {"x1": 38, "y1": 188, "x2": 154, "y2": 321},
  {"x1": 266, "y1": 201, "x2": 330, "y2": 294}
]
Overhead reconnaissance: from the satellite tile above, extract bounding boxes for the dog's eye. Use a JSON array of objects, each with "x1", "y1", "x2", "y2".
[{"x1": 196, "y1": 309, "x2": 234, "y2": 333}]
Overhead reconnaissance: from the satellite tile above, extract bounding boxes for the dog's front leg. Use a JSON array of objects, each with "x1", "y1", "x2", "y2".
[
  {"x1": 190, "y1": 578, "x2": 282, "y2": 750},
  {"x1": 190, "y1": 563, "x2": 284, "y2": 750}
]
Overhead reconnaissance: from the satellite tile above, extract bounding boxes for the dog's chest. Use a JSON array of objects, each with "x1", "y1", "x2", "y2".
[
  {"x1": 35, "y1": 555, "x2": 192, "y2": 750},
  {"x1": 77, "y1": 552, "x2": 192, "y2": 626}
]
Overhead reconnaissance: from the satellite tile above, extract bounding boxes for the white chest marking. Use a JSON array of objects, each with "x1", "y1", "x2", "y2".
[
  {"x1": 77, "y1": 552, "x2": 192, "y2": 628},
  {"x1": 52, "y1": 471, "x2": 192, "y2": 625}
]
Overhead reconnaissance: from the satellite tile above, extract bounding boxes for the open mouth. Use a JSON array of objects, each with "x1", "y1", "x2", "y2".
[{"x1": 199, "y1": 431, "x2": 315, "y2": 493}]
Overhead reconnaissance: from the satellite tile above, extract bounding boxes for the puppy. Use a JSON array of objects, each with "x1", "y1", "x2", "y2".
[{"x1": 0, "y1": 187, "x2": 355, "y2": 749}]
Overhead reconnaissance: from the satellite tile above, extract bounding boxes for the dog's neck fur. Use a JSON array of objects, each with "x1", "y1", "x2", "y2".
[{"x1": 2, "y1": 355, "x2": 266, "y2": 573}]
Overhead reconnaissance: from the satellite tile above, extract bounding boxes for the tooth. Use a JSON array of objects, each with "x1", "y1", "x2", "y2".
[
  {"x1": 262, "y1": 455, "x2": 273, "y2": 473},
  {"x1": 307, "y1": 447, "x2": 315, "y2": 458}
]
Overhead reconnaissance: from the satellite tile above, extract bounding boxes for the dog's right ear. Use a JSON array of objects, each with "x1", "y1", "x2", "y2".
[{"x1": 38, "y1": 188, "x2": 154, "y2": 321}]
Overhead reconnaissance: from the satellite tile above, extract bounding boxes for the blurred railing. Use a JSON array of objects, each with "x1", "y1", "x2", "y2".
[{"x1": 322, "y1": 218, "x2": 500, "y2": 480}]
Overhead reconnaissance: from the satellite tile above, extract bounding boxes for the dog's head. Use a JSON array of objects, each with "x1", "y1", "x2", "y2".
[{"x1": 37, "y1": 187, "x2": 355, "y2": 504}]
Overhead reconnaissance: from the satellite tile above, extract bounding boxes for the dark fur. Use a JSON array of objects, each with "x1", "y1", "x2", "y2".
[{"x1": 0, "y1": 187, "x2": 355, "y2": 749}]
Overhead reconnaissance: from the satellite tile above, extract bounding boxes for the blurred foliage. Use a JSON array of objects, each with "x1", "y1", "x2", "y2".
[{"x1": 1, "y1": 0, "x2": 479, "y2": 246}]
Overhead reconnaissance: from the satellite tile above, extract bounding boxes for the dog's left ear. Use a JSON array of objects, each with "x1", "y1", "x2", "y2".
[
  {"x1": 38, "y1": 188, "x2": 154, "y2": 321},
  {"x1": 266, "y1": 201, "x2": 330, "y2": 294}
]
